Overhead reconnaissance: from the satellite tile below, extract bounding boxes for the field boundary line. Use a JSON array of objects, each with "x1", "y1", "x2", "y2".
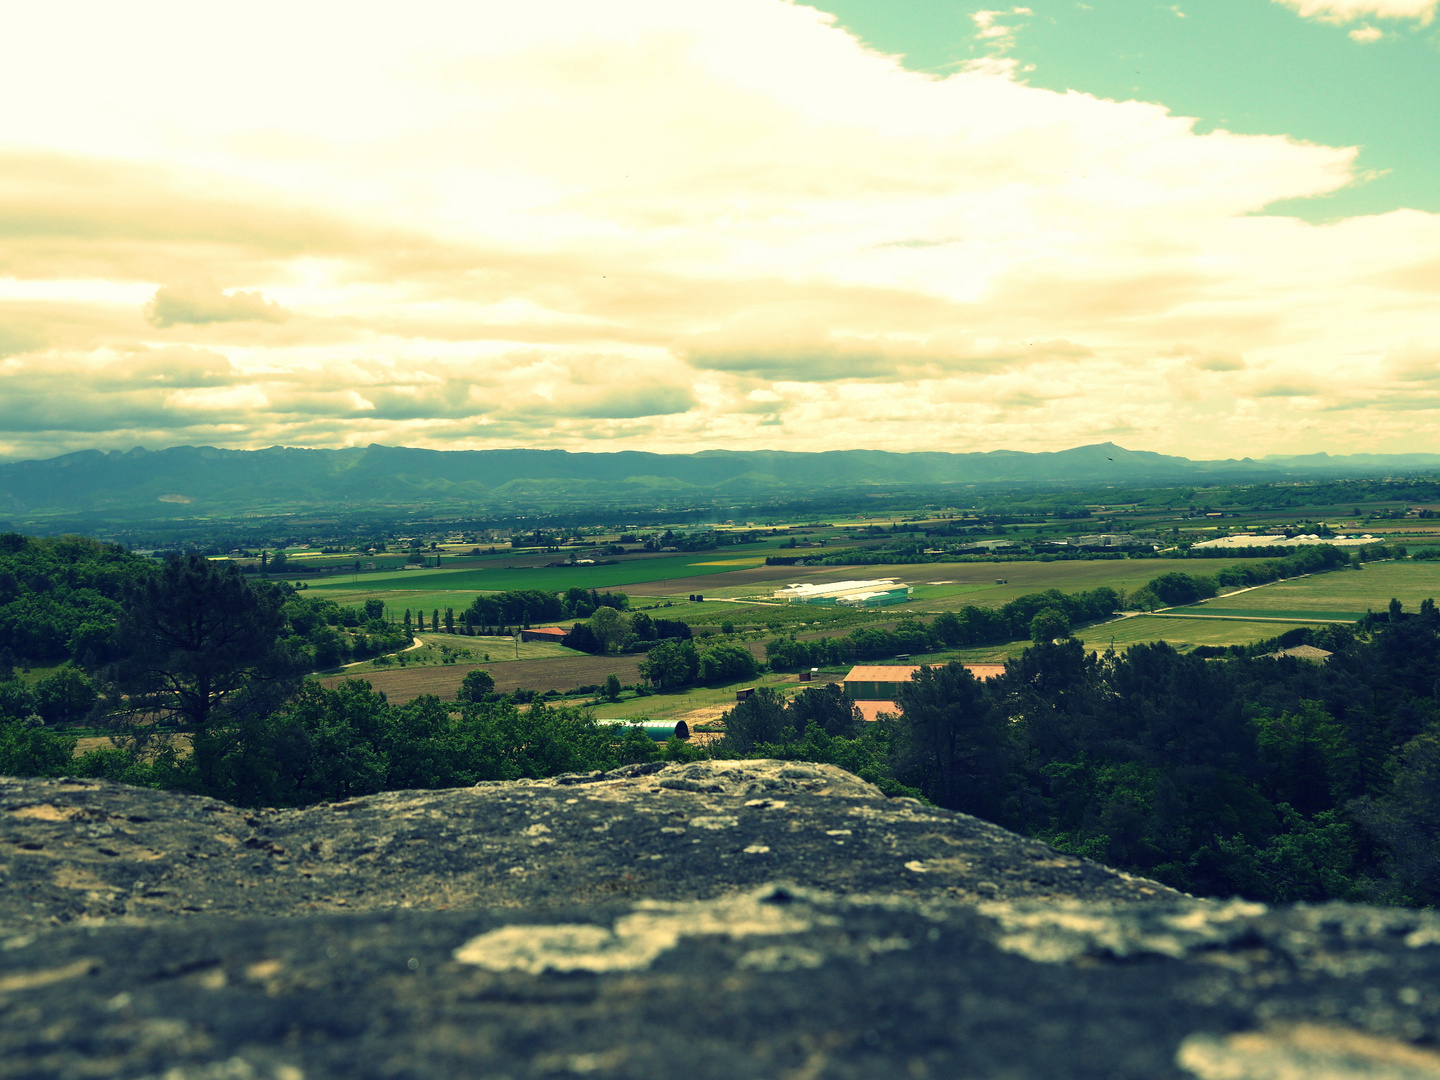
[{"x1": 1145, "y1": 613, "x2": 1351, "y2": 624}]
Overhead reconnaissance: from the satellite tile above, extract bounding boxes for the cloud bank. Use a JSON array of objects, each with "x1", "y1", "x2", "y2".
[
  {"x1": 0, "y1": 0, "x2": 1435, "y2": 462},
  {"x1": 1275, "y1": 0, "x2": 1437, "y2": 23},
  {"x1": 146, "y1": 283, "x2": 289, "y2": 328}
]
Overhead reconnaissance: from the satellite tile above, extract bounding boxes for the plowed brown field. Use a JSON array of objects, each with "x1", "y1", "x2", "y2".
[{"x1": 318, "y1": 655, "x2": 647, "y2": 705}]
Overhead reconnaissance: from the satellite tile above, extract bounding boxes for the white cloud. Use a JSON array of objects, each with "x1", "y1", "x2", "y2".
[
  {"x1": 146, "y1": 282, "x2": 289, "y2": 327},
  {"x1": 1348, "y1": 23, "x2": 1386, "y2": 39},
  {"x1": 0, "y1": 0, "x2": 1434, "y2": 460},
  {"x1": 972, "y1": 7, "x2": 1033, "y2": 52},
  {"x1": 1274, "y1": 0, "x2": 1437, "y2": 24}
]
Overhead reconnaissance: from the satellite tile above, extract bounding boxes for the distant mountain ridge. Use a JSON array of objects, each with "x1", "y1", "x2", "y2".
[{"x1": 1, "y1": 442, "x2": 1439, "y2": 519}]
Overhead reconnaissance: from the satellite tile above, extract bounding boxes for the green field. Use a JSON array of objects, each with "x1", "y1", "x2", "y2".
[
  {"x1": 302, "y1": 556, "x2": 1440, "y2": 669},
  {"x1": 303, "y1": 552, "x2": 1317, "y2": 640},
  {"x1": 306, "y1": 553, "x2": 771, "y2": 612},
  {"x1": 864, "y1": 557, "x2": 1281, "y2": 613},
  {"x1": 336, "y1": 634, "x2": 573, "y2": 675},
  {"x1": 1174, "y1": 562, "x2": 1440, "y2": 620},
  {"x1": 585, "y1": 669, "x2": 831, "y2": 724},
  {"x1": 1075, "y1": 615, "x2": 1315, "y2": 652},
  {"x1": 1177, "y1": 608, "x2": 1362, "y2": 622},
  {"x1": 307, "y1": 552, "x2": 1293, "y2": 615}
]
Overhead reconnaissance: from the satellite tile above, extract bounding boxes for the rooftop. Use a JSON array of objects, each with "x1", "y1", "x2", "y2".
[
  {"x1": 1270, "y1": 645, "x2": 1333, "y2": 662},
  {"x1": 844, "y1": 664, "x2": 1004, "y2": 683}
]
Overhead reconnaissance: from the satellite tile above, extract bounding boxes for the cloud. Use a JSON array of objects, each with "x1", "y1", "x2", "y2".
[
  {"x1": 1251, "y1": 381, "x2": 1321, "y2": 397},
  {"x1": 146, "y1": 282, "x2": 289, "y2": 327},
  {"x1": 972, "y1": 8, "x2": 1033, "y2": 52},
  {"x1": 1273, "y1": 0, "x2": 1437, "y2": 24},
  {"x1": 515, "y1": 385, "x2": 697, "y2": 420},
  {"x1": 688, "y1": 343, "x2": 896, "y2": 381},
  {"x1": 1348, "y1": 24, "x2": 1386, "y2": 39},
  {"x1": 0, "y1": 1, "x2": 1434, "y2": 460},
  {"x1": 1383, "y1": 342, "x2": 1440, "y2": 382},
  {"x1": 100, "y1": 348, "x2": 237, "y2": 388},
  {"x1": 1186, "y1": 352, "x2": 1247, "y2": 372}
]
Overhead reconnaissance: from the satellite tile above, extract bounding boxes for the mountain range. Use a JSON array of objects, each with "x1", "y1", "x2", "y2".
[{"x1": 2, "y1": 442, "x2": 1439, "y2": 521}]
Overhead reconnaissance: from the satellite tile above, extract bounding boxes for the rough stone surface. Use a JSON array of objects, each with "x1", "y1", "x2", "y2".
[
  {"x1": 1, "y1": 762, "x2": 1438, "y2": 1079},
  {"x1": 0, "y1": 761, "x2": 1178, "y2": 931}
]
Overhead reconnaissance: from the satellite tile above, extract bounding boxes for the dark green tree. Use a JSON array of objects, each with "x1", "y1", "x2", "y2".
[
  {"x1": 1253, "y1": 700, "x2": 1352, "y2": 816},
  {"x1": 697, "y1": 642, "x2": 758, "y2": 683},
  {"x1": 0, "y1": 680, "x2": 37, "y2": 721},
  {"x1": 0, "y1": 718, "x2": 76, "y2": 776},
  {"x1": 720, "y1": 686, "x2": 793, "y2": 754},
  {"x1": 458, "y1": 668, "x2": 496, "y2": 703},
  {"x1": 895, "y1": 662, "x2": 1013, "y2": 817},
  {"x1": 639, "y1": 639, "x2": 699, "y2": 689},
  {"x1": 109, "y1": 555, "x2": 294, "y2": 787},
  {"x1": 32, "y1": 667, "x2": 97, "y2": 725},
  {"x1": 787, "y1": 683, "x2": 861, "y2": 738},
  {"x1": 1030, "y1": 607, "x2": 1071, "y2": 643},
  {"x1": 308, "y1": 626, "x2": 346, "y2": 670},
  {"x1": 589, "y1": 606, "x2": 627, "y2": 654},
  {"x1": 1351, "y1": 723, "x2": 1440, "y2": 905}
]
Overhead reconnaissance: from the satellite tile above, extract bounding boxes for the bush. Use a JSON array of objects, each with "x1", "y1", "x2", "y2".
[
  {"x1": 458, "y1": 668, "x2": 496, "y2": 703},
  {"x1": 720, "y1": 687, "x2": 793, "y2": 754},
  {"x1": 639, "y1": 639, "x2": 700, "y2": 689},
  {"x1": 0, "y1": 718, "x2": 76, "y2": 776},
  {"x1": 33, "y1": 667, "x2": 97, "y2": 724},
  {"x1": 697, "y1": 642, "x2": 758, "y2": 683}
]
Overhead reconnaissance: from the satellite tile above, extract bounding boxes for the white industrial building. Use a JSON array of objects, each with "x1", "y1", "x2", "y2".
[
  {"x1": 1191, "y1": 533, "x2": 1379, "y2": 549},
  {"x1": 773, "y1": 578, "x2": 913, "y2": 607}
]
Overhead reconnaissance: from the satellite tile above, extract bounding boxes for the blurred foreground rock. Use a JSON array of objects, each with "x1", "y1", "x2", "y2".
[{"x1": 1, "y1": 762, "x2": 1438, "y2": 1079}]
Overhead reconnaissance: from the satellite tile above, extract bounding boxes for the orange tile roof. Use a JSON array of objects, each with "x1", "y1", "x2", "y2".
[
  {"x1": 844, "y1": 665, "x2": 922, "y2": 682},
  {"x1": 855, "y1": 700, "x2": 902, "y2": 722},
  {"x1": 843, "y1": 663, "x2": 1004, "y2": 683}
]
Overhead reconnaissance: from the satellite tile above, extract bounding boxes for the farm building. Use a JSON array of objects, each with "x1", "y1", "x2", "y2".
[
  {"x1": 1269, "y1": 645, "x2": 1333, "y2": 663},
  {"x1": 773, "y1": 579, "x2": 913, "y2": 607},
  {"x1": 519, "y1": 626, "x2": 570, "y2": 644},
  {"x1": 842, "y1": 663, "x2": 1005, "y2": 720}
]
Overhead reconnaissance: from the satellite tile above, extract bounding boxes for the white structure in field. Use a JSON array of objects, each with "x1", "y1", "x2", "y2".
[
  {"x1": 773, "y1": 578, "x2": 913, "y2": 607},
  {"x1": 1191, "y1": 533, "x2": 1379, "y2": 549}
]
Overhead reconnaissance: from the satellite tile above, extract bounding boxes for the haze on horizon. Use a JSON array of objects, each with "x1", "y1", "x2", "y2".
[{"x1": 2, "y1": 0, "x2": 1439, "y2": 465}]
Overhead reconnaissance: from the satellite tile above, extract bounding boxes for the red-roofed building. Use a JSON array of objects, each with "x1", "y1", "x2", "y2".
[
  {"x1": 855, "y1": 700, "x2": 902, "y2": 723},
  {"x1": 842, "y1": 663, "x2": 1004, "y2": 721},
  {"x1": 519, "y1": 626, "x2": 571, "y2": 644}
]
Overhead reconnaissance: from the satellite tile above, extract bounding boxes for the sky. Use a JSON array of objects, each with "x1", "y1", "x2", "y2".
[{"x1": 1, "y1": 0, "x2": 1438, "y2": 464}]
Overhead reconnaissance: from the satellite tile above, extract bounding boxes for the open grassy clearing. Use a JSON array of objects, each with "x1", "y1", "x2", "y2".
[
  {"x1": 1177, "y1": 608, "x2": 1362, "y2": 622},
  {"x1": 583, "y1": 670, "x2": 830, "y2": 724},
  {"x1": 1074, "y1": 615, "x2": 1314, "y2": 652},
  {"x1": 303, "y1": 551, "x2": 1287, "y2": 624},
  {"x1": 318, "y1": 653, "x2": 650, "y2": 705},
  {"x1": 305, "y1": 552, "x2": 773, "y2": 608},
  {"x1": 888, "y1": 557, "x2": 1281, "y2": 612},
  {"x1": 336, "y1": 634, "x2": 574, "y2": 676},
  {"x1": 1174, "y1": 561, "x2": 1440, "y2": 619}
]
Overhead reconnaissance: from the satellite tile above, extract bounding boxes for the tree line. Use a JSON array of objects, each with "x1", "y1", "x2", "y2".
[
  {"x1": 3, "y1": 536, "x2": 1438, "y2": 906},
  {"x1": 725, "y1": 610, "x2": 1440, "y2": 906}
]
